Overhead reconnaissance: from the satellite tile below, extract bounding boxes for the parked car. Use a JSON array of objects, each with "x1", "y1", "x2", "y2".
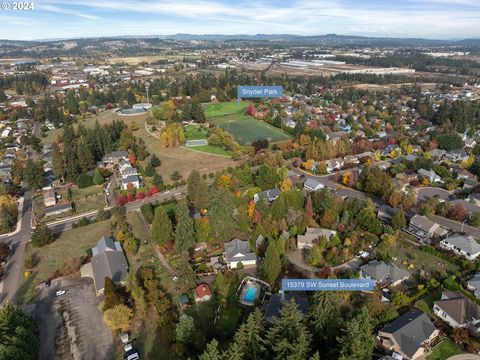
[
  {"x1": 124, "y1": 349, "x2": 139, "y2": 360},
  {"x1": 44, "y1": 279, "x2": 51, "y2": 288},
  {"x1": 55, "y1": 289, "x2": 66, "y2": 296},
  {"x1": 124, "y1": 343, "x2": 133, "y2": 352},
  {"x1": 120, "y1": 333, "x2": 129, "y2": 344}
]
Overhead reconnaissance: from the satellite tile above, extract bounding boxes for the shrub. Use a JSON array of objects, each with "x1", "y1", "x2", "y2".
[
  {"x1": 141, "y1": 203, "x2": 154, "y2": 223},
  {"x1": 150, "y1": 154, "x2": 161, "y2": 168},
  {"x1": 60, "y1": 257, "x2": 83, "y2": 276},
  {"x1": 135, "y1": 192, "x2": 145, "y2": 200},
  {"x1": 31, "y1": 225, "x2": 54, "y2": 247},
  {"x1": 144, "y1": 164, "x2": 155, "y2": 177},
  {"x1": 77, "y1": 173, "x2": 93, "y2": 188},
  {"x1": 118, "y1": 195, "x2": 127, "y2": 206},
  {"x1": 92, "y1": 169, "x2": 104, "y2": 185}
]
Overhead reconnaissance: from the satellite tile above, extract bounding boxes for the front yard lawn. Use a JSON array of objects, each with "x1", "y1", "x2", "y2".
[
  {"x1": 427, "y1": 339, "x2": 463, "y2": 360},
  {"x1": 415, "y1": 291, "x2": 441, "y2": 316}
]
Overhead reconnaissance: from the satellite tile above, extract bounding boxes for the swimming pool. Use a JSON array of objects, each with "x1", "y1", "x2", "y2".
[
  {"x1": 244, "y1": 287, "x2": 257, "y2": 302},
  {"x1": 117, "y1": 108, "x2": 145, "y2": 115}
]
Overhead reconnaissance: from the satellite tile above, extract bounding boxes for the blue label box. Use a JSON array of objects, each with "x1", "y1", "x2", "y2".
[
  {"x1": 281, "y1": 278, "x2": 375, "y2": 292},
  {"x1": 237, "y1": 86, "x2": 283, "y2": 99}
]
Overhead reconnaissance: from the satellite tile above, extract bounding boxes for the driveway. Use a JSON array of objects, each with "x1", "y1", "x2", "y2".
[
  {"x1": 26, "y1": 276, "x2": 114, "y2": 360},
  {"x1": 447, "y1": 356, "x2": 480, "y2": 360}
]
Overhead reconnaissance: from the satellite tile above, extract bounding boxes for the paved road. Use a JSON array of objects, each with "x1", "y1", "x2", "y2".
[{"x1": 0, "y1": 191, "x2": 33, "y2": 304}]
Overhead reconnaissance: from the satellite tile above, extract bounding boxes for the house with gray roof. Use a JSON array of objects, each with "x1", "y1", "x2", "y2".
[
  {"x1": 359, "y1": 260, "x2": 410, "y2": 287},
  {"x1": 440, "y1": 235, "x2": 480, "y2": 260},
  {"x1": 377, "y1": 310, "x2": 439, "y2": 360},
  {"x1": 467, "y1": 273, "x2": 480, "y2": 300},
  {"x1": 303, "y1": 178, "x2": 324, "y2": 192},
  {"x1": 417, "y1": 168, "x2": 442, "y2": 183},
  {"x1": 84, "y1": 236, "x2": 129, "y2": 295},
  {"x1": 224, "y1": 238, "x2": 257, "y2": 269},
  {"x1": 254, "y1": 188, "x2": 281, "y2": 204},
  {"x1": 102, "y1": 150, "x2": 129, "y2": 164},
  {"x1": 433, "y1": 291, "x2": 480, "y2": 337},
  {"x1": 406, "y1": 214, "x2": 447, "y2": 241},
  {"x1": 297, "y1": 227, "x2": 337, "y2": 250}
]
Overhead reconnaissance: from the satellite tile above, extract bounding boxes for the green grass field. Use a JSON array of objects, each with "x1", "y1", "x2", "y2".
[
  {"x1": 213, "y1": 114, "x2": 291, "y2": 145},
  {"x1": 203, "y1": 101, "x2": 249, "y2": 118},
  {"x1": 427, "y1": 339, "x2": 463, "y2": 360},
  {"x1": 185, "y1": 125, "x2": 208, "y2": 140},
  {"x1": 184, "y1": 145, "x2": 232, "y2": 157}
]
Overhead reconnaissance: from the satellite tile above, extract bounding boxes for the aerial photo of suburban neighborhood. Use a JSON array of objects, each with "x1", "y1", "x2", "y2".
[{"x1": 2, "y1": 1, "x2": 480, "y2": 360}]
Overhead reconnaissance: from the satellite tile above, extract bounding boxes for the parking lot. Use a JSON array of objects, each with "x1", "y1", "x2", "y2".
[{"x1": 27, "y1": 276, "x2": 114, "y2": 360}]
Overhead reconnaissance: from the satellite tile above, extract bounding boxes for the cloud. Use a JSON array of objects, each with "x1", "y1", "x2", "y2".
[{"x1": 38, "y1": 4, "x2": 101, "y2": 20}]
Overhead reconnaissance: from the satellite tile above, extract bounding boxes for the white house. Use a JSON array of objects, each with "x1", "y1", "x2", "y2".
[
  {"x1": 304, "y1": 178, "x2": 324, "y2": 192},
  {"x1": 433, "y1": 291, "x2": 480, "y2": 336},
  {"x1": 440, "y1": 235, "x2": 480, "y2": 260},
  {"x1": 224, "y1": 238, "x2": 257, "y2": 268},
  {"x1": 418, "y1": 169, "x2": 442, "y2": 183}
]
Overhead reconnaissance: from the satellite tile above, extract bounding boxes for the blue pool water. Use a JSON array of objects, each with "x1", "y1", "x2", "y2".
[
  {"x1": 118, "y1": 108, "x2": 145, "y2": 115},
  {"x1": 244, "y1": 287, "x2": 257, "y2": 302}
]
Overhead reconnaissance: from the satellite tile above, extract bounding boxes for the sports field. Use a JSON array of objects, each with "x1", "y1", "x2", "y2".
[
  {"x1": 213, "y1": 114, "x2": 291, "y2": 145},
  {"x1": 203, "y1": 101, "x2": 249, "y2": 118}
]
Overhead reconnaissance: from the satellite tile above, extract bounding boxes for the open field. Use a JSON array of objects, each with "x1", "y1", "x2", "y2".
[
  {"x1": 203, "y1": 101, "x2": 249, "y2": 118},
  {"x1": 426, "y1": 339, "x2": 463, "y2": 360},
  {"x1": 182, "y1": 145, "x2": 231, "y2": 157},
  {"x1": 23, "y1": 212, "x2": 148, "y2": 299},
  {"x1": 185, "y1": 124, "x2": 208, "y2": 140},
  {"x1": 133, "y1": 117, "x2": 238, "y2": 180},
  {"x1": 212, "y1": 113, "x2": 291, "y2": 145}
]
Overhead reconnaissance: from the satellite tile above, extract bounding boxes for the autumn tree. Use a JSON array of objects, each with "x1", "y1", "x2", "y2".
[{"x1": 103, "y1": 304, "x2": 133, "y2": 332}]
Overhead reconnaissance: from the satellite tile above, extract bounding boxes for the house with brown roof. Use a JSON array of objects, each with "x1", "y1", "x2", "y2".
[
  {"x1": 297, "y1": 227, "x2": 337, "y2": 250},
  {"x1": 433, "y1": 291, "x2": 480, "y2": 337},
  {"x1": 194, "y1": 284, "x2": 212, "y2": 303}
]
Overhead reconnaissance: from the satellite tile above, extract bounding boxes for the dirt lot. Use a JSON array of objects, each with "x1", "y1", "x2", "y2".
[{"x1": 26, "y1": 277, "x2": 114, "y2": 360}]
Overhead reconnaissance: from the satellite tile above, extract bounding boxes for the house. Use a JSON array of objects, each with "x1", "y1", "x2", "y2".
[
  {"x1": 377, "y1": 205, "x2": 397, "y2": 222},
  {"x1": 359, "y1": 260, "x2": 409, "y2": 287},
  {"x1": 224, "y1": 238, "x2": 257, "y2": 269},
  {"x1": 254, "y1": 188, "x2": 281, "y2": 204},
  {"x1": 463, "y1": 178, "x2": 480, "y2": 190},
  {"x1": 84, "y1": 236, "x2": 129, "y2": 295},
  {"x1": 194, "y1": 284, "x2": 213, "y2": 302},
  {"x1": 377, "y1": 310, "x2": 439, "y2": 360},
  {"x1": 343, "y1": 155, "x2": 359, "y2": 165},
  {"x1": 469, "y1": 193, "x2": 480, "y2": 206},
  {"x1": 326, "y1": 158, "x2": 344, "y2": 173},
  {"x1": 407, "y1": 214, "x2": 447, "y2": 240},
  {"x1": 429, "y1": 148, "x2": 446, "y2": 160},
  {"x1": 445, "y1": 149, "x2": 469, "y2": 163},
  {"x1": 457, "y1": 169, "x2": 476, "y2": 180},
  {"x1": 44, "y1": 202, "x2": 72, "y2": 217},
  {"x1": 102, "y1": 150, "x2": 129, "y2": 165},
  {"x1": 467, "y1": 273, "x2": 480, "y2": 299},
  {"x1": 465, "y1": 138, "x2": 477, "y2": 149},
  {"x1": 43, "y1": 189, "x2": 56, "y2": 207},
  {"x1": 418, "y1": 168, "x2": 442, "y2": 183},
  {"x1": 433, "y1": 291, "x2": 480, "y2": 337},
  {"x1": 440, "y1": 235, "x2": 480, "y2": 260},
  {"x1": 304, "y1": 178, "x2": 324, "y2": 192},
  {"x1": 264, "y1": 291, "x2": 309, "y2": 323},
  {"x1": 297, "y1": 227, "x2": 337, "y2": 250},
  {"x1": 120, "y1": 174, "x2": 140, "y2": 190}
]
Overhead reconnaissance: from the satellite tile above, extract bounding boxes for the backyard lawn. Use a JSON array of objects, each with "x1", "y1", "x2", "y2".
[
  {"x1": 415, "y1": 291, "x2": 441, "y2": 316},
  {"x1": 390, "y1": 234, "x2": 460, "y2": 275},
  {"x1": 427, "y1": 339, "x2": 463, "y2": 360}
]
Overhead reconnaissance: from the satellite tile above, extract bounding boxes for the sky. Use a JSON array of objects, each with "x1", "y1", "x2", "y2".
[{"x1": 0, "y1": 0, "x2": 479, "y2": 40}]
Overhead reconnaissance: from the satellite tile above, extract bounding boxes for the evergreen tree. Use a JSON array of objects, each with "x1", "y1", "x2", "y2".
[
  {"x1": 23, "y1": 159, "x2": 44, "y2": 190},
  {"x1": 151, "y1": 206, "x2": 173, "y2": 246},
  {"x1": 144, "y1": 163, "x2": 155, "y2": 177},
  {"x1": 200, "y1": 339, "x2": 222, "y2": 360},
  {"x1": 103, "y1": 276, "x2": 122, "y2": 311},
  {"x1": 52, "y1": 142, "x2": 66, "y2": 181},
  {"x1": 92, "y1": 169, "x2": 104, "y2": 185},
  {"x1": 208, "y1": 188, "x2": 236, "y2": 241},
  {"x1": 150, "y1": 154, "x2": 161, "y2": 167},
  {"x1": 174, "y1": 200, "x2": 195, "y2": 253},
  {"x1": 176, "y1": 314, "x2": 196, "y2": 344},
  {"x1": 337, "y1": 307, "x2": 374, "y2": 360},
  {"x1": 309, "y1": 291, "x2": 342, "y2": 353},
  {"x1": 267, "y1": 300, "x2": 311, "y2": 360},
  {"x1": 391, "y1": 206, "x2": 406, "y2": 230},
  {"x1": 187, "y1": 170, "x2": 209, "y2": 209},
  {"x1": 76, "y1": 141, "x2": 94, "y2": 172},
  {"x1": 261, "y1": 240, "x2": 281, "y2": 284},
  {"x1": 225, "y1": 309, "x2": 266, "y2": 360},
  {"x1": 256, "y1": 163, "x2": 279, "y2": 190}
]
